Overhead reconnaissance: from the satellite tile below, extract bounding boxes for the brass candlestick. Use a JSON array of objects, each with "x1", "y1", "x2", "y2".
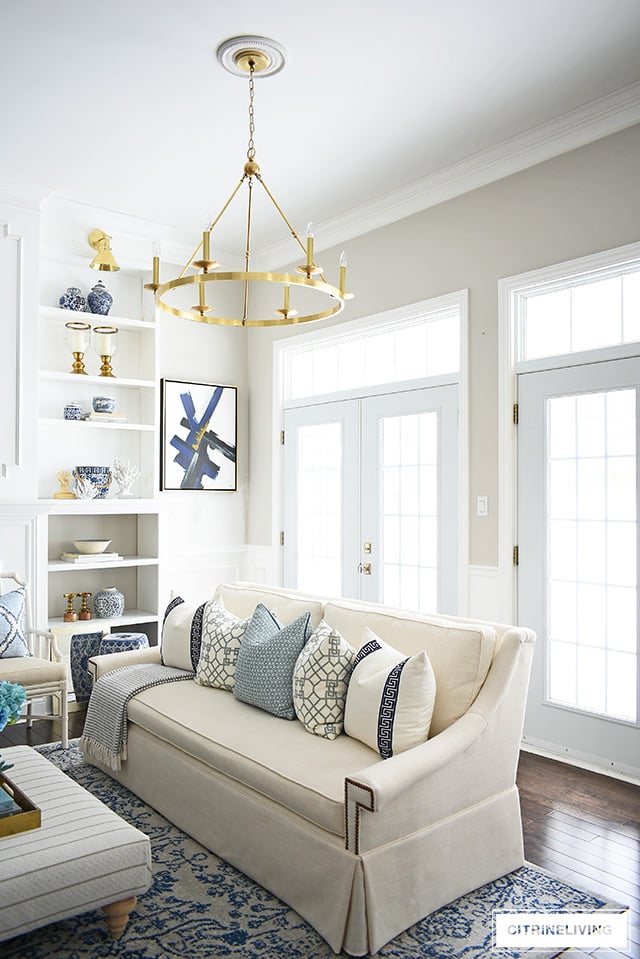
[
  {"x1": 65, "y1": 321, "x2": 91, "y2": 375},
  {"x1": 78, "y1": 592, "x2": 92, "y2": 620},
  {"x1": 63, "y1": 593, "x2": 78, "y2": 622}
]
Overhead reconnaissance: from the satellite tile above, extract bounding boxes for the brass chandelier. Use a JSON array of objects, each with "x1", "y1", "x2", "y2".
[{"x1": 146, "y1": 36, "x2": 353, "y2": 327}]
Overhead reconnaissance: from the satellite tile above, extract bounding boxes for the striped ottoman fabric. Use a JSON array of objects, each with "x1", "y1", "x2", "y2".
[{"x1": 0, "y1": 746, "x2": 151, "y2": 941}]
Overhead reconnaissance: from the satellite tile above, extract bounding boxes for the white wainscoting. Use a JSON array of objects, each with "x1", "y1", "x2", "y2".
[
  {"x1": 467, "y1": 565, "x2": 503, "y2": 621},
  {"x1": 161, "y1": 544, "x2": 280, "y2": 608}
]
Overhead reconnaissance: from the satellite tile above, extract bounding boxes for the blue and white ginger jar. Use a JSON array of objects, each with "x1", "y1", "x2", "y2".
[
  {"x1": 87, "y1": 280, "x2": 113, "y2": 315},
  {"x1": 59, "y1": 287, "x2": 87, "y2": 311},
  {"x1": 93, "y1": 587, "x2": 125, "y2": 619}
]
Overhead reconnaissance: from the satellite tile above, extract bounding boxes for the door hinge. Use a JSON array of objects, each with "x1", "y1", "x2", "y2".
[
  {"x1": 513, "y1": 403, "x2": 519, "y2": 425},
  {"x1": 280, "y1": 530, "x2": 284, "y2": 546},
  {"x1": 513, "y1": 545, "x2": 519, "y2": 566},
  {"x1": 280, "y1": 429, "x2": 285, "y2": 445}
]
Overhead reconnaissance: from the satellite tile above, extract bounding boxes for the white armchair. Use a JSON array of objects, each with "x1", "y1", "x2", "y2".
[{"x1": 0, "y1": 572, "x2": 68, "y2": 748}]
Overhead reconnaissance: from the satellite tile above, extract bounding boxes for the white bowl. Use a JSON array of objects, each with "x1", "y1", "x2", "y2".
[{"x1": 72, "y1": 539, "x2": 112, "y2": 554}]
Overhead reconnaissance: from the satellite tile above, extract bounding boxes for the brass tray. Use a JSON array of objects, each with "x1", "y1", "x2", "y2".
[{"x1": 0, "y1": 772, "x2": 41, "y2": 838}]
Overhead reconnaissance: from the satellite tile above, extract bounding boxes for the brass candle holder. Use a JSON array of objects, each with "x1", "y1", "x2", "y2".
[
  {"x1": 63, "y1": 593, "x2": 78, "y2": 622},
  {"x1": 65, "y1": 321, "x2": 91, "y2": 375},
  {"x1": 78, "y1": 592, "x2": 92, "y2": 621}
]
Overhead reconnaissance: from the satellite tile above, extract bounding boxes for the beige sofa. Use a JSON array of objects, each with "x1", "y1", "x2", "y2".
[{"x1": 86, "y1": 581, "x2": 535, "y2": 956}]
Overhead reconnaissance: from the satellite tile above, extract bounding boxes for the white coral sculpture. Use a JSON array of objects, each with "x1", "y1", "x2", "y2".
[{"x1": 112, "y1": 459, "x2": 140, "y2": 497}]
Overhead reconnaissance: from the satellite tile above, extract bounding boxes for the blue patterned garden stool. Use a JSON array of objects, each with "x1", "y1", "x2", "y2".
[
  {"x1": 98, "y1": 632, "x2": 149, "y2": 657},
  {"x1": 70, "y1": 631, "x2": 104, "y2": 703}
]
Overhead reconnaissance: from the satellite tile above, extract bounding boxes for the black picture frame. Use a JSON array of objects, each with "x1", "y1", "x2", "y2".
[{"x1": 160, "y1": 379, "x2": 237, "y2": 491}]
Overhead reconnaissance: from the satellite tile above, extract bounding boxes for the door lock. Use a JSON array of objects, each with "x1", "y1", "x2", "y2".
[{"x1": 363, "y1": 542, "x2": 372, "y2": 554}]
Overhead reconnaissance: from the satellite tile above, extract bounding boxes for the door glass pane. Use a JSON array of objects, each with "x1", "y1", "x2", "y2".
[
  {"x1": 546, "y1": 389, "x2": 638, "y2": 722},
  {"x1": 380, "y1": 410, "x2": 439, "y2": 612},
  {"x1": 296, "y1": 422, "x2": 342, "y2": 596}
]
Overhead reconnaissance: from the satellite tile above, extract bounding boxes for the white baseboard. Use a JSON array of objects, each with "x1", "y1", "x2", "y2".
[{"x1": 521, "y1": 738, "x2": 640, "y2": 786}]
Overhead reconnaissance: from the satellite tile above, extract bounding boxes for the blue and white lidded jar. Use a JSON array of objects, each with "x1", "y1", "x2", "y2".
[
  {"x1": 93, "y1": 587, "x2": 125, "y2": 619},
  {"x1": 59, "y1": 287, "x2": 87, "y2": 311},
  {"x1": 87, "y1": 280, "x2": 113, "y2": 315},
  {"x1": 63, "y1": 401, "x2": 83, "y2": 420}
]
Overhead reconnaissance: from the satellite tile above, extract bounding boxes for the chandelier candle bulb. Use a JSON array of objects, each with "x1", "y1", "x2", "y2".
[{"x1": 152, "y1": 256, "x2": 160, "y2": 286}]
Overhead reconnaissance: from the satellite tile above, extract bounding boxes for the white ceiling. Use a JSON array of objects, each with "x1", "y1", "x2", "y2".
[{"x1": 3, "y1": 0, "x2": 640, "y2": 261}]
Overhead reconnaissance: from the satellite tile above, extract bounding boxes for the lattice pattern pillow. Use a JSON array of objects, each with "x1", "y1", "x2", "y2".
[
  {"x1": 0, "y1": 588, "x2": 30, "y2": 659},
  {"x1": 293, "y1": 620, "x2": 356, "y2": 739},
  {"x1": 160, "y1": 596, "x2": 204, "y2": 672},
  {"x1": 344, "y1": 627, "x2": 436, "y2": 758},
  {"x1": 234, "y1": 603, "x2": 312, "y2": 720},
  {"x1": 195, "y1": 601, "x2": 250, "y2": 690}
]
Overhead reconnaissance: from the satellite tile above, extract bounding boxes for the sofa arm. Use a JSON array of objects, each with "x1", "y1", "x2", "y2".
[
  {"x1": 345, "y1": 711, "x2": 486, "y2": 853},
  {"x1": 89, "y1": 645, "x2": 162, "y2": 682}
]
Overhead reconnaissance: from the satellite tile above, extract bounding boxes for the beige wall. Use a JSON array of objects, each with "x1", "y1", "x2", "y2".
[{"x1": 247, "y1": 124, "x2": 640, "y2": 566}]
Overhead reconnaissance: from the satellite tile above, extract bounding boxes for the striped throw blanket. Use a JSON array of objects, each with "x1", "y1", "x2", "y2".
[{"x1": 80, "y1": 663, "x2": 193, "y2": 771}]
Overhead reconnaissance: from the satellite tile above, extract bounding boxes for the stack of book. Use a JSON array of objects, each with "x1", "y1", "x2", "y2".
[
  {"x1": 81, "y1": 412, "x2": 128, "y2": 423},
  {"x1": 60, "y1": 551, "x2": 123, "y2": 563}
]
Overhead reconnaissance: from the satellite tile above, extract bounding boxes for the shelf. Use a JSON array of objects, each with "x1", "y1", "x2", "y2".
[
  {"x1": 38, "y1": 417, "x2": 154, "y2": 432},
  {"x1": 40, "y1": 305, "x2": 156, "y2": 334},
  {"x1": 48, "y1": 556, "x2": 160, "y2": 572},
  {"x1": 48, "y1": 609, "x2": 160, "y2": 630},
  {"x1": 40, "y1": 498, "x2": 160, "y2": 515},
  {"x1": 39, "y1": 370, "x2": 155, "y2": 389}
]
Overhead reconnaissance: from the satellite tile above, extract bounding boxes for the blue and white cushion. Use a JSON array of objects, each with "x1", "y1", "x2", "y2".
[
  {"x1": 196, "y1": 601, "x2": 250, "y2": 690},
  {"x1": 234, "y1": 603, "x2": 312, "y2": 719},
  {"x1": 344, "y1": 627, "x2": 436, "y2": 758},
  {"x1": 293, "y1": 620, "x2": 355, "y2": 739},
  {"x1": 160, "y1": 596, "x2": 203, "y2": 672},
  {"x1": 0, "y1": 588, "x2": 30, "y2": 658}
]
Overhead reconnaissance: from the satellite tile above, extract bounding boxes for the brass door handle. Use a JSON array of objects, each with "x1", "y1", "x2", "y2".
[{"x1": 358, "y1": 562, "x2": 372, "y2": 575}]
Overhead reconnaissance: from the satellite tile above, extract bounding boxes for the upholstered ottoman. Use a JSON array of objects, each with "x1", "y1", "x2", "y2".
[{"x1": 0, "y1": 746, "x2": 151, "y2": 942}]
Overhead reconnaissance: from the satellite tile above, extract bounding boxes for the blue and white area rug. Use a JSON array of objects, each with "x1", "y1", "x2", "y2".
[{"x1": 4, "y1": 742, "x2": 620, "y2": 959}]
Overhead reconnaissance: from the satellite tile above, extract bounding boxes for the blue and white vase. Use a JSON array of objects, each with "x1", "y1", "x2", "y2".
[
  {"x1": 87, "y1": 280, "x2": 113, "y2": 315},
  {"x1": 92, "y1": 396, "x2": 116, "y2": 414},
  {"x1": 93, "y1": 587, "x2": 125, "y2": 619},
  {"x1": 59, "y1": 287, "x2": 87, "y2": 311}
]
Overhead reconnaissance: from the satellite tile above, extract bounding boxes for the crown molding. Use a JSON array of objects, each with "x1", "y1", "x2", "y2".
[{"x1": 255, "y1": 80, "x2": 640, "y2": 270}]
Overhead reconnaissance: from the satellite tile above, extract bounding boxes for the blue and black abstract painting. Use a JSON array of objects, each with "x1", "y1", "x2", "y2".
[{"x1": 162, "y1": 380, "x2": 237, "y2": 490}]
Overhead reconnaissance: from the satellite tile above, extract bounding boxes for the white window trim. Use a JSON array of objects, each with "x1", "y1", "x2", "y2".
[
  {"x1": 272, "y1": 290, "x2": 470, "y2": 613},
  {"x1": 498, "y1": 239, "x2": 640, "y2": 623}
]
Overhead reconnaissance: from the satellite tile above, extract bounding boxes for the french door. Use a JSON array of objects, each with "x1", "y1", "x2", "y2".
[
  {"x1": 283, "y1": 384, "x2": 458, "y2": 613},
  {"x1": 518, "y1": 357, "x2": 640, "y2": 774}
]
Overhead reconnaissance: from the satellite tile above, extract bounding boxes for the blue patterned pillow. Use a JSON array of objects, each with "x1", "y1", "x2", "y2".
[
  {"x1": 233, "y1": 603, "x2": 312, "y2": 719},
  {"x1": 0, "y1": 588, "x2": 30, "y2": 658}
]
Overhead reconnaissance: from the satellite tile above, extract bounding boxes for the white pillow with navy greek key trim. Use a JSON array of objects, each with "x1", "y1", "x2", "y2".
[{"x1": 344, "y1": 627, "x2": 436, "y2": 758}]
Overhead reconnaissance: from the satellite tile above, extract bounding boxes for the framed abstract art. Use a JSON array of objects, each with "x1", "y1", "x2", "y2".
[{"x1": 161, "y1": 379, "x2": 237, "y2": 491}]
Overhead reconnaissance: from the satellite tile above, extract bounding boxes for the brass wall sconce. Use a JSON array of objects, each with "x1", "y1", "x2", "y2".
[
  {"x1": 89, "y1": 230, "x2": 120, "y2": 272},
  {"x1": 93, "y1": 325, "x2": 118, "y2": 377},
  {"x1": 65, "y1": 321, "x2": 92, "y2": 374}
]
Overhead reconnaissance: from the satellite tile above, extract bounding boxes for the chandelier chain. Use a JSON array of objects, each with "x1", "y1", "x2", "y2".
[{"x1": 247, "y1": 64, "x2": 256, "y2": 161}]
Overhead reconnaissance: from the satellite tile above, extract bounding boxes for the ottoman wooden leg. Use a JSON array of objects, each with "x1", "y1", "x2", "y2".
[{"x1": 102, "y1": 895, "x2": 137, "y2": 938}]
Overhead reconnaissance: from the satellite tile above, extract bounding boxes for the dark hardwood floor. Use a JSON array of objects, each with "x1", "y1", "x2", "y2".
[{"x1": 2, "y1": 714, "x2": 639, "y2": 958}]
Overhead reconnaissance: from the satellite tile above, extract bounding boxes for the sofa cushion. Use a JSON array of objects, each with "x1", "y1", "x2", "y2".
[
  {"x1": 160, "y1": 596, "x2": 202, "y2": 672},
  {"x1": 324, "y1": 600, "x2": 497, "y2": 736},
  {"x1": 234, "y1": 604, "x2": 312, "y2": 719},
  {"x1": 344, "y1": 628, "x2": 436, "y2": 757},
  {"x1": 127, "y1": 681, "x2": 378, "y2": 837},
  {"x1": 195, "y1": 602, "x2": 250, "y2": 690},
  {"x1": 293, "y1": 620, "x2": 356, "y2": 740},
  {"x1": 0, "y1": 588, "x2": 30, "y2": 658}
]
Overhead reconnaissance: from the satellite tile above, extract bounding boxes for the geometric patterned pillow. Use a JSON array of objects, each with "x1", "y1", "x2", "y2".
[
  {"x1": 0, "y1": 588, "x2": 30, "y2": 659},
  {"x1": 293, "y1": 620, "x2": 355, "y2": 739},
  {"x1": 234, "y1": 603, "x2": 312, "y2": 720},
  {"x1": 160, "y1": 596, "x2": 204, "y2": 672},
  {"x1": 195, "y1": 601, "x2": 250, "y2": 690},
  {"x1": 344, "y1": 627, "x2": 436, "y2": 759}
]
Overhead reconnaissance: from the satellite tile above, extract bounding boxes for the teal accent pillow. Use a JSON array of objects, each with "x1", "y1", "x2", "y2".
[
  {"x1": 233, "y1": 603, "x2": 312, "y2": 719},
  {"x1": 0, "y1": 588, "x2": 30, "y2": 658}
]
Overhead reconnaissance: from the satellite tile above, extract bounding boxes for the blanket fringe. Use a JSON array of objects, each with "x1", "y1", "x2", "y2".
[{"x1": 80, "y1": 734, "x2": 127, "y2": 771}]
